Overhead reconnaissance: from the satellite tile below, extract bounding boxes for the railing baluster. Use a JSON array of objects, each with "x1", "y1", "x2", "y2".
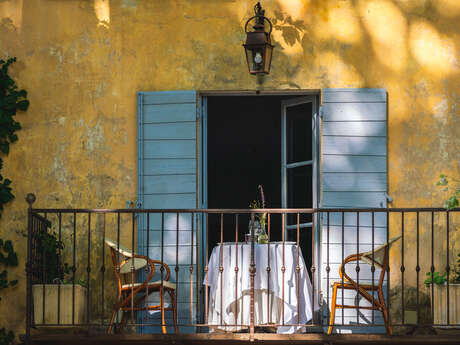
[
  {"x1": 176, "y1": 212, "x2": 180, "y2": 332},
  {"x1": 401, "y1": 211, "x2": 405, "y2": 325},
  {"x1": 386, "y1": 210, "x2": 391, "y2": 329},
  {"x1": 446, "y1": 210, "x2": 450, "y2": 325},
  {"x1": 219, "y1": 213, "x2": 224, "y2": 329},
  {"x1": 57, "y1": 212, "x2": 62, "y2": 325},
  {"x1": 42, "y1": 213, "x2": 47, "y2": 325},
  {"x1": 311, "y1": 211, "x2": 316, "y2": 326},
  {"x1": 326, "y1": 212, "x2": 330, "y2": 329},
  {"x1": 160, "y1": 212, "x2": 165, "y2": 333},
  {"x1": 101, "y1": 213, "x2": 106, "y2": 327},
  {"x1": 87, "y1": 212, "x2": 91, "y2": 327},
  {"x1": 318, "y1": 211, "x2": 323, "y2": 329},
  {"x1": 131, "y1": 213, "x2": 135, "y2": 326},
  {"x1": 234, "y1": 214, "x2": 239, "y2": 327},
  {"x1": 249, "y1": 212, "x2": 256, "y2": 340},
  {"x1": 371, "y1": 211, "x2": 375, "y2": 325},
  {"x1": 341, "y1": 211, "x2": 344, "y2": 327},
  {"x1": 416, "y1": 211, "x2": 420, "y2": 326},
  {"x1": 72, "y1": 213, "x2": 76, "y2": 326},
  {"x1": 431, "y1": 211, "x2": 435, "y2": 325},
  {"x1": 116, "y1": 212, "x2": 121, "y2": 328},
  {"x1": 190, "y1": 212, "x2": 194, "y2": 326},
  {"x1": 296, "y1": 213, "x2": 300, "y2": 325},
  {"x1": 145, "y1": 212, "x2": 150, "y2": 331},
  {"x1": 204, "y1": 213, "x2": 209, "y2": 326},
  {"x1": 356, "y1": 211, "x2": 359, "y2": 326},
  {"x1": 281, "y1": 212, "x2": 286, "y2": 327},
  {"x1": 266, "y1": 213, "x2": 271, "y2": 325},
  {"x1": 26, "y1": 197, "x2": 34, "y2": 340}
]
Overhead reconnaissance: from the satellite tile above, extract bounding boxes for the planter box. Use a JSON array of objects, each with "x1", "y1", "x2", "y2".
[
  {"x1": 33, "y1": 284, "x2": 87, "y2": 325},
  {"x1": 429, "y1": 284, "x2": 460, "y2": 325}
]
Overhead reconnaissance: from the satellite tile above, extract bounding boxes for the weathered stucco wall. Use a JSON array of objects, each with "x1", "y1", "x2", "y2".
[{"x1": 0, "y1": 0, "x2": 459, "y2": 336}]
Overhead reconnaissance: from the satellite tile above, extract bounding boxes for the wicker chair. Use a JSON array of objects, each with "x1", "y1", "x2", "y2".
[
  {"x1": 105, "y1": 239, "x2": 178, "y2": 334},
  {"x1": 328, "y1": 236, "x2": 401, "y2": 335}
]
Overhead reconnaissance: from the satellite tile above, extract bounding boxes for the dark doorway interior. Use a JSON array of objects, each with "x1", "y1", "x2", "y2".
[{"x1": 206, "y1": 95, "x2": 313, "y2": 273}]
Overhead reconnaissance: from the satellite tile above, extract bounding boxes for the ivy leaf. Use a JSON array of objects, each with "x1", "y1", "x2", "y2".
[
  {"x1": 0, "y1": 143, "x2": 9, "y2": 155},
  {"x1": 8, "y1": 134, "x2": 17, "y2": 143},
  {"x1": 16, "y1": 99, "x2": 29, "y2": 111},
  {"x1": 445, "y1": 196, "x2": 459, "y2": 210}
]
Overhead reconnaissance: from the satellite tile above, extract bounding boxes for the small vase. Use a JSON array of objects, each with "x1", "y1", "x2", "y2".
[{"x1": 258, "y1": 231, "x2": 268, "y2": 244}]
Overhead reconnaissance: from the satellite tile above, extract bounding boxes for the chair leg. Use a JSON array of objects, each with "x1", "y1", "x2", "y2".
[
  {"x1": 170, "y1": 290, "x2": 179, "y2": 334},
  {"x1": 160, "y1": 288, "x2": 167, "y2": 335},
  {"x1": 118, "y1": 311, "x2": 127, "y2": 334},
  {"x1": 107, "y1": 308, "x2": 117, "y2": 335},
  {"x1": 378, "y1": 288, "x2": 392, "y2": 335},
  {"x1": 328, "y1": 285, "x2": 338, "y2": 335}
]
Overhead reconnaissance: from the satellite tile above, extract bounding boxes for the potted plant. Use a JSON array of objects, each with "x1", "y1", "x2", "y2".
[
  {"x1": 425, "y1": 256, "x2": 460, "y2": 325},
  {"x1": 32, "y1": 228, "x2": 87, "y2": 325},
  {"x1": 425, "y1": 174, "x2": 460, "y2": 325}
]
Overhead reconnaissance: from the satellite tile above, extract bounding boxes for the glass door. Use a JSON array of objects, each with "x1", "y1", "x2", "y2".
[{"x1": 281, "y1": 96, "x2": 319, "y2": 266}]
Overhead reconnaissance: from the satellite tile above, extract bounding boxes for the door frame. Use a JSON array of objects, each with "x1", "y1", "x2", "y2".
[
  {"x1": 197, "y1": 89, "x2": 322, "y2": 324},
  {"x1": 198, "y1": 89, "x2": 321, "y2": 209}
]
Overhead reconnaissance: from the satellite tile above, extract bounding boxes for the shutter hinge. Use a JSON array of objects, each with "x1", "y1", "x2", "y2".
[
  {"x1": 380, "y1": 193, "x2": 393, "y2": 207},
  {"x1": 196, "y1": 106, "x2": 201, "y2": 120},
  {"x1": 384, "y1": 192, "x2": 393, "y2": 203},
  {"x1": 319, "y1": 106, "x2": 323, "y2": 119},
  {"x1": 126, "y1": 200, "x2": 142, "y2": 208}
]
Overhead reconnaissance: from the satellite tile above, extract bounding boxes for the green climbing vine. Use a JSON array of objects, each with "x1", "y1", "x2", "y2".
[{"x1": 0, "y1": 57, "x2": 29, "y2": 345}]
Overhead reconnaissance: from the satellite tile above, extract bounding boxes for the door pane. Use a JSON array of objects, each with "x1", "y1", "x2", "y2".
[
  {"x1": 287, "y1": 102, "x2": 313, "y2": 164},
  {"x1": 287, "y1": 165, "x2": 313, "y2": 226}
]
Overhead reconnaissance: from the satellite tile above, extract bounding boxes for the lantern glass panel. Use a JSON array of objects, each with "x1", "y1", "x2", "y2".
[
  {"x1": 251, "y1": 48, "x2": 265, "y2": 73},
  {"x1": 264, "y1": 44, "x2": 273, "y2": 73}
]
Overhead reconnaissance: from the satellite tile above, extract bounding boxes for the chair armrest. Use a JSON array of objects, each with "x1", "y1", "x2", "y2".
[
  {"x1": 338, "y1": 253, "x2": 362, "y2": 282},
  {"x1": 119, "y1": 257, "x2": 147, "y2": 274},
  {"x1": 150, "y1": 260, "x2": 171, "y2": 282},
  {"x1": 129, "y1": 254, "x2": 172, "y2": 282}
]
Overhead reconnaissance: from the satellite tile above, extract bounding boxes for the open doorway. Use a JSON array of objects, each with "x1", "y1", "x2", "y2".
[{"x1": 205, "y1": 94, "x2": 318, "y2": 274}]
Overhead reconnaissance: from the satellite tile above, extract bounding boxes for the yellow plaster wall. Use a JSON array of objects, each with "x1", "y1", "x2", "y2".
[{"x1": 0, "y1": 0, "x2": 459, "y2": 335}]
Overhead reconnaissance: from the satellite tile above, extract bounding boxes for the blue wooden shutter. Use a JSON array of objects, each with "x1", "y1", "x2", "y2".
[
  {"x1": 321, "y1": 88, "x2": 387, "y2": 332},
  {"x1": 137, "y1": 90, "x2": 197, "y2": 333}
]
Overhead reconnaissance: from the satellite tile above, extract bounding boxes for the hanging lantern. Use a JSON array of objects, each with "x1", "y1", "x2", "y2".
[{"x1": 243, "y1": 2, "x2": 274, "y2": 75}]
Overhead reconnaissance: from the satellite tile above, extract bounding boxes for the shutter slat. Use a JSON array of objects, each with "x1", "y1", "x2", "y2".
[
  {"x1": 323, "y1": 155, "x2": 386, "y2": 173},
  {"x1": 323, "y1": 136, "x2": 386, "y2": 155},
  {"x1": 143, "y1": 103, "x2": 196, "y2": 123},
  {"x1": 144, "y1": 122, "x2": 196, "y2": 140},
  {"x1": 143, "y1": 140, "x2": 196, "y2": 159},
  {"x1": 321, "y1": 103, "x2": 386, "y2": 121},
  {"x1": 142, "y1": 91, "x2": 196, "y2": 105},
  {"x1": 323, "y1": 173, "x2": 386, "y2": 192},
  {"x1": 144, "y1": 175, "x2": 196, "y2": 194},
  {"x1": 143, "y1": 158, "x2": 196, "y2": 175},
  {"x1": 322, "y1": 88, "x2": 386, "y2": 103},
  {"x1": 323, "y1": 121, "x2": 386, "y2": 137},
  {"x1": 323, "y1": 191, "x2": 386, "y2": 208}
]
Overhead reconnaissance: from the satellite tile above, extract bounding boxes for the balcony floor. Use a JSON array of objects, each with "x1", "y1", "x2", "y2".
[{"x1": 27, "y1": 332, "x2": 460, "y2": 345}]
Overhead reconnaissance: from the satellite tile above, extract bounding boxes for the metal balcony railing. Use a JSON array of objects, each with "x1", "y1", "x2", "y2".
[{"x1": 25, "y1": 194, "x2": 460, "y2": 341}]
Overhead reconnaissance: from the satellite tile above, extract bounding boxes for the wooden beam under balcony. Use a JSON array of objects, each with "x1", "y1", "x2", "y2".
[{"x1": 26, "y1": 333, "x2": 460, "y2": 345}]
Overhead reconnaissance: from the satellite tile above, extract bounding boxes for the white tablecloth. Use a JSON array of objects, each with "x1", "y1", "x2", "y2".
[{"x1": 204, "y1": 242, "x2": 318, "y2": 334}]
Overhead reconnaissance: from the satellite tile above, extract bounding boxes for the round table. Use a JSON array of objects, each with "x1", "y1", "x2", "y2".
[{"x1": 204, "y1": 242, "x2": 318, "y2": 334}]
